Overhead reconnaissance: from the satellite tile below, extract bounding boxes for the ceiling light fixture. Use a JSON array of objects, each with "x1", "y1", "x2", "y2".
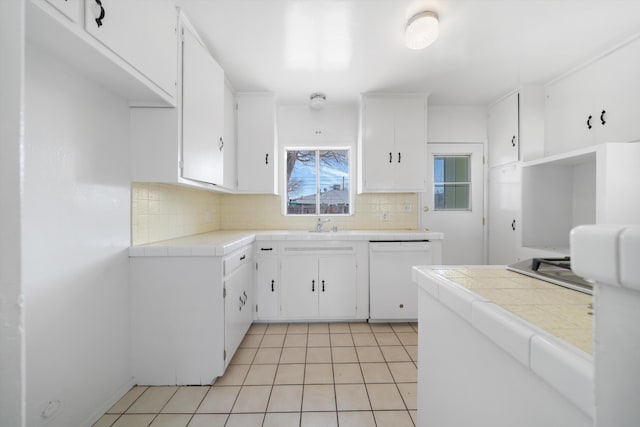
[
  {"x1": 310, "y1": 92, "x2": 326, "y2": 110},
  {"x1": 405, "y1": 11, "x2": 439, "y2": 50}
]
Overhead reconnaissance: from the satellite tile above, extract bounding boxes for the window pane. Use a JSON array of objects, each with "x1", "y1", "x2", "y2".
[
  {"x1": 319, "y1": 150, "x2": 350, "y2": 214},
  {"x1": 434, "y1": 184, "x2": 470, "y2": 210},
  {"x1": 455, "y1": 157, "x2": 469, "y2": 182},
  {"x1": 434, "y1": 157, "x2": 445, "y2": 183},
  {"x1": 444, "y1": 157, "x2": 456, "y2": 182},
  {"x1": 287, "y1": 150, "x2": 317, "y2": 215}
]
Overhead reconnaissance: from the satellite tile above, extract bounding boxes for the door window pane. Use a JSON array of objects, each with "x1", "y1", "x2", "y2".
[{"x1": 434, "y1": 155, "x2": 471, "y2": 210}]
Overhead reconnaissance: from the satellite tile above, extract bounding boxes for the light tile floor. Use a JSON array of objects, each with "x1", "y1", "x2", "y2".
[{"x1": 94, "y1": 322, "x2": 418, "y2": 427}]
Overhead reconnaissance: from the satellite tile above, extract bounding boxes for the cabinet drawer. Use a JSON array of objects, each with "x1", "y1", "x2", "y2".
[
  {"x1": 256, "y1": 243, "x2": 279, "y2": 255},
  {"x1": 224, "y1": 247, "x2": 253, "y2": 276}
]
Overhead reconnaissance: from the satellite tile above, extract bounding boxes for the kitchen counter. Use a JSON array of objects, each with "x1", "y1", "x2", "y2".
[
  {"x1": 413, "y1": 265, "x2": 594, "y2": 425},
  {"x1": 128, "y1": 229, "x2": 444, "y2": 257},
  {"x1": 418, "y1": 266, "x2": 593, "y2": 353}
]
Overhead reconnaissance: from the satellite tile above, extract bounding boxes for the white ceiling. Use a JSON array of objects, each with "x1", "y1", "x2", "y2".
[{"x1": 177, "y1": 0, "x2": 640, "y2": 106}]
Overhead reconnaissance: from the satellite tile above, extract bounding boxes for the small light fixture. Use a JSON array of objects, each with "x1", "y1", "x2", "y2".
[
  {"x1": 405, "y1": 11, "x2": 439, "y2": 50},
  {"x1": 310, "y1": 92, "x2": 326, "y2": 110}
]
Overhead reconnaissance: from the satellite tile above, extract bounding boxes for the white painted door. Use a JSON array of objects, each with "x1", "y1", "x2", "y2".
[
  {"x1": 84, "y1": 0, "x2": 177, "y2": 97},
  {"x1": 181, "y1": 24, "x2": 224, "y2": 185},
  {"x1": 236, "y1": 93, "x2": 277, "y2": 193},
  {"x1": 318, "y1": 256, "x2": 357, "y2": 318},
  {"x1": 488, "y1": 92, "x2": 519, "y2": 167},
  {"x1": 280, "y1": 256, "x2": 318, "y2": 318},
  {"x1": 421, "y1": 143, "x2": 485, "y2": 265},
  {"x1": 488, "y1": 164, "x2": 521, "y2": 265},
  {"x1": 256, "y1": 256, "x2": 279, "y2": 319}
]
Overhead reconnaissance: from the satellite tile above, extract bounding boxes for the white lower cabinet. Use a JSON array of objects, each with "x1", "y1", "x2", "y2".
[
  {"x1": 130, "y1": 244, "x2": 254, "y2": 385},
  {"x1": 255, "y1": 243, "x2": 279, "y2": 320},
  {"x1": 279, "y1": 243, "x2": 358, "y2": 320}
]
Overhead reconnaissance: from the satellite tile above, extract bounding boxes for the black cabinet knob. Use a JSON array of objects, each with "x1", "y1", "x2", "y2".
[
  {"x1": 600, "y1": 110, "x2": 606, "y2": 125},
  {"x1": 94, "y1": 0, "x2": 105, "y2": 27}
]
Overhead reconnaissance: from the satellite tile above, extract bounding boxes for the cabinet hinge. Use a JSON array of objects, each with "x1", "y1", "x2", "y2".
[
  {"x1": 483, "y1": 156, "x2": 486, "y2": 165},
  {"x1": 256, "y1": 304, "x2": 258, "y2": 312},
  {"x1": 223, "y1": 287, "x2": 226, "y2": 298},
  {"x1": 236, "y1": 103, "x2": 239, "y2": 111},
  {"x1": 483, "y1": 217, "x2": 486, "y2": 226},
  {"x1": 223, "y1": 350, "x2": 226, "y2": 361},
  {"x1": 256, "y1": 262, "x2": 258, "y2": 271}
]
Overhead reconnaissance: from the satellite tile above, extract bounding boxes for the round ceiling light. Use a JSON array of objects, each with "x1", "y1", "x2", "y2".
[
  {"x1": 405, "y1": 11, "x2": 439, "y2": 50},
  {"x1": 310, "y1": 92, "x2": 326, "y2": 110}
]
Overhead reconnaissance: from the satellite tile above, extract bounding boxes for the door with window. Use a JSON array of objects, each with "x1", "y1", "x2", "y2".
[{"x1": 420, "y1": 143, "x2": 484, "y2": 264}]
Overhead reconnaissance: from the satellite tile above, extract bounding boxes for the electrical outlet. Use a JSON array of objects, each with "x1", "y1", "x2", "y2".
[{"x1": 382, "y1": 211, "x2": 389, "y2": 222}]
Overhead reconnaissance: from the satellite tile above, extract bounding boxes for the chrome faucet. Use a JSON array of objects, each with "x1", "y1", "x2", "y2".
[{"x1": 316, "y1": 217, "x2": 331, "y2": 232}]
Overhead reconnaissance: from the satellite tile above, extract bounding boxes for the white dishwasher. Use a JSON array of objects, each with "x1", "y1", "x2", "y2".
[{"x1": 369, "y1": 241, "x2": 433, "y2": 321}]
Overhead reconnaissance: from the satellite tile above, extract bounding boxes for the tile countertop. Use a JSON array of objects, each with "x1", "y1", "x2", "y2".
[
  {"x1": 129, "y1": 229, "x2": 444, "y2": 257},
  {"x1": 413, "y1": 265, "x2": 594, "y2": 417}
]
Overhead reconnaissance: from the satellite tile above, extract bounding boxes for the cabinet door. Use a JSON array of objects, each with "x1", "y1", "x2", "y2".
[
  {"x1": 237, "y1": 94, "x2": 277, "y2": 193},
  {"x1": 224, "y1": 261, "x2": 253, "y2": 367},
  {"x1": 394, "y1": 97, "x2": 427, "y2": 191},
  {"x1": 223, "y1": 82, "x2": 237, "y2": 189},
  {"x1": 488, "y1": 164, "x2": 521, "y2": 264},
  {"x1": 45, "y1": 0, "x2": 82, "y2": 23},
  {"x1": 362, "y1": 97, "x2": 395, "y2": 191},
  {"x1": 318, "y1": 256, "x2": 357, "y2": 318},
  {"x1": 256, "y1": 257, "x2": 279, "y2": 319},
  {"x1": 544, "y1": 71, "x2": 595, "y2": 156},
  {"x1": 593, "y1": 40, "x2": 640, "y2": 145},
  {"x1": 181, "y1": 24, "x2": 224, "y2": 185},
  {"x1": 488, "y1": 92, "x2": 519, "y2": 167},
  {"x1": 281, "y1": 256, "x2": 318, "y2": 318},
  {"x1": 84, "y1": 0, "x2": 177, "y2": 97}
]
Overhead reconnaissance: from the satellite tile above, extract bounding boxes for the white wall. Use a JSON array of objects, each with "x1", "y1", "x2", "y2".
[
  {"x1": 0, "y1": 2, "x2": 26, "y2": 426},
  {"x1": 23, "y1": 44, "x2": 132, "y2": 427},
  {"x1": 427, "y1": 105, "x2": 487, "y2": 143}
]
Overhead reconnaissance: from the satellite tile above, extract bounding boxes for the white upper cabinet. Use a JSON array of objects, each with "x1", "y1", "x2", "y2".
[
  {"x1": 44, "y1": 0, "x2": 82, "y2": 23},
  {"x1": 236, "y1": 93, "x2": 278, "y2": 194},
  {"x1": 488, "y1": 92, "x2": 519, "y2": 167},
  {"x1": 180, "y1": 22, "x2": 224, "y2": 185},
  {"x1": 223, "y1": 82, "x2": 237, "y2": 190},
  {"x1": 83, "y1": 0, "x2": 177, "y2": 99},
  {"x1": 545, "y1": 37, "x2": 640, "y2": 156},
  {"x1": 27, "y1": 0, "x2": 178, "y2": 105},
  {"x1": 359, "y1": 94, "x2": 428, "y2": 192},
  {"x1": 130, "y1": 12, "x2": 228, "y2": 190}
]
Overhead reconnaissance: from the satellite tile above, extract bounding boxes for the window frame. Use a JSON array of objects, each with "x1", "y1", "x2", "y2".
[
  {"x1": 433, "y1": 154, "x2": 472, "y2": 211},
  {"x1": 283, "y1": 146, "x2": 354, "y2": 217}
]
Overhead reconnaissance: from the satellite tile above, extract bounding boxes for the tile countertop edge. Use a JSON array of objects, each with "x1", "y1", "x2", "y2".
[
  {"x1": 412, "y1": 265, "x2": 595, "y2": 418},
  {"x1": 129, "y1": 230, "x2": 444, "y2": 257}
]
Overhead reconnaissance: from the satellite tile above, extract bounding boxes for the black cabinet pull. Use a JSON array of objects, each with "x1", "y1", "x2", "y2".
[
  {"x1": 265, "y1": 153, "x2": 269, "y2": 164},
  {"x1": 322, "y1": 280, "x2": 325, "y2": 292},
  {"x1": 397, "y1": 152, "x2": 401, "y2": 163},
  {"x1": 600, "y1": 110, "x2": 606, "y2": 125},
  {"x1": 260, "y1": 247, "x2": 273, "y2": 251},
  {"x1": 312, "y1": 280, "x2": 315, "y2": 292},
  {"x1": 94, "y1": 0, "x2": 105, "y2": 27},
  {"x1": 511, "y1": 219, "x2": 516, "y2": 231},
  {"x1": 243, "y1": 291, "x2": 247, "y2": 302},
  {"x1": 271, "y1": 280, "x2": 274, "y2": 292},
  {"x1": 219, "y1": 137, "x2": 224, "y2": 151},
  {"x1": 511, "y1": 136, "x2": 516, "y2": 147},
  {"x1": 389, "y1": 152, "x2": 393, "y2": 163},
  {"x1": 240, "y1": 255, "x2": 246, "y2": 261},
  {"x1": 587, "y1": 115, "x2": 592, "y2": 129}
]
